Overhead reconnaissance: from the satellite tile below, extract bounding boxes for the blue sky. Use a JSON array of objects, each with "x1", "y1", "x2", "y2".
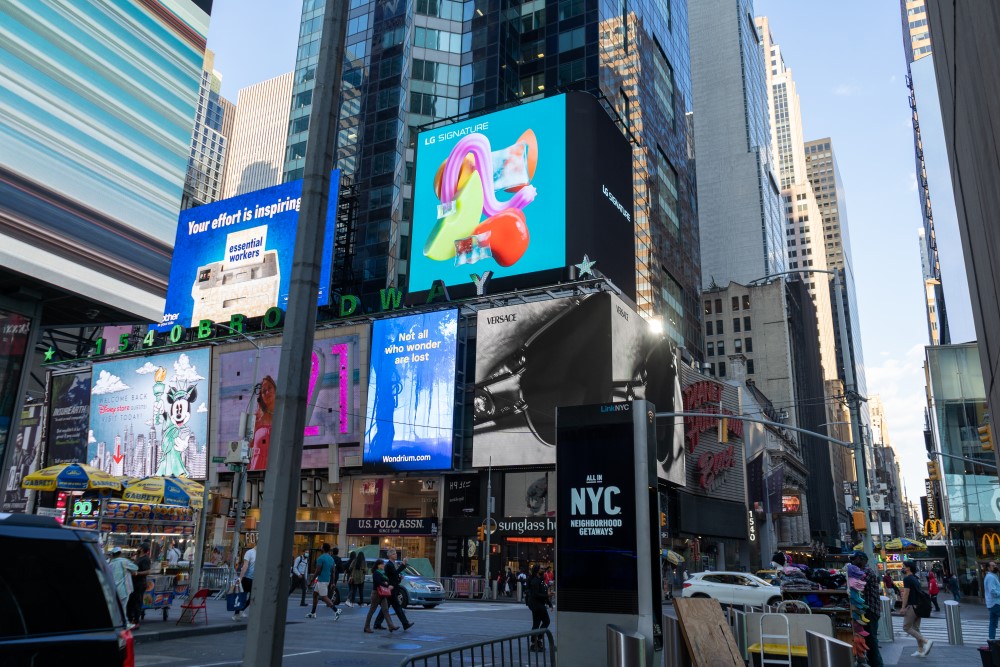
[{"x1": 205, "y1": 0, "x2": 971, "y2": 501}]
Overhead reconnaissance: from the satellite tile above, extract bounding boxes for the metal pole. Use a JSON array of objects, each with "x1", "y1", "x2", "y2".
[
  {"x1": 484, "y1": 457, "x2": 491, "y2": 599},
  {"x1": 190, "y1": 469, "x2": 212, "y2": 593},
  {"x1": 831, "y1": 270, "x2": 875, "y2": 562},
  {"x1": 243, "y1": 0, "x2": 347, "y2": 661},
  {"x1": 227, "y1": 333, "x2": 260, "y2": 599},
  {"x1": 944, "y1": 599, "x2": 963, "y2": 645}
]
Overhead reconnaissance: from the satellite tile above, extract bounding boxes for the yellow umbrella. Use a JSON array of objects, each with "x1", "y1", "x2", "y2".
[
  {"x1": 21, "y1": 463, "x2": 122, "y2": 492},
  {"x1": 122, "y1": 476, "x2": 205, "y2": 509}
]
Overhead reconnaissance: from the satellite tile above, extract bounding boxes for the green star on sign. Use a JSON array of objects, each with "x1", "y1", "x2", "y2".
[
  {"x1": 44, "y1": 347, "x2": 54, "y2": 362},
  {"x1": 575, "y1": 254, "x2": 597, "y2": 277}
]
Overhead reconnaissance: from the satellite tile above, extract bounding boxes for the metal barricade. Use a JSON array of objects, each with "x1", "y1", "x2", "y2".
[
  {"x1": 730, "y1": 607, "x2": 749, "y2": 661},
  {"x1": 200, "y1": 566, "x2": 231, "y2": 592},
  {"x1": 878, "y1": 596, "x2": 894, "y2": 643},
  {"x1": 663, "y1": 614, "x2": 692, "y2": 667},
  {"x1": 607, "y1": 624, "x2": 648, "y2": 667},
  {"x1": 400, "y1": 629, "x2": 554, "y2": 667},
  {"x1": 437, "y1": 576, "x2": 487, "y2": 599},
  {"x1": 804, "y1": 630, "x2": 853, "y2": 667},
  {"x1": 944, "y1": 599, "x2": 963, "y2": 645}
]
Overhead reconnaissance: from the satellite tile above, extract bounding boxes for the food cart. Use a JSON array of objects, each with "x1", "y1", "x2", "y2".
[{"x1": 70, "y1": 500, "x2": 196, "y2": 619}]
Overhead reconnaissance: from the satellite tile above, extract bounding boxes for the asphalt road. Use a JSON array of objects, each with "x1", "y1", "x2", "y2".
[{"x1": 134, "y1": 601, "x2": 550, "y2": 666}]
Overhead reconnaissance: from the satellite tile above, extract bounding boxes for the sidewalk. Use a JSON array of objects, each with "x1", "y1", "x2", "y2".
[{"x1": 884, "y1": 599, "x2": 987, "y2": 666}]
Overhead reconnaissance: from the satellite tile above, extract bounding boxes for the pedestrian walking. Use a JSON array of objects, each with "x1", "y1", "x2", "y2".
[
  {"x1": 927, "y1": 571, "x2": 940, "y2": 612},
  {"x1": 506, "y1": 567, "x2": 516, "y2": 597},
  {"x1": 306, "y1": 543, "x2": 342, "y2": 620},
  {"x1": 850, "y1": 552, "x2": 883, "y2": 667},
  {"x1": 349, "y1": 551, "x2": 367, "y2": 606},
  {"x1": 895, "y1": 560, "x2": 932, "y2": 658},
  {"x1": 985, "y1": 560, "x2": 1000, "y2": 640},
  {"x1": 364, "y1": 559, "x2": 398, "y2": 633},
  {"x1": 526, "y1": 564, "x2": 552, "y2": 652},
  {"x1": 127, "y1": 543, "x2": 151, "y2": 628},
  {"x1": 290, "y1": 548, "x2": 310, "y2": 606},
  {"x1": 517, "y1": 567, "x2": 528, "y2": 601},
  {"x1": 233, "y1": 544, "x2": 256, "y2": 621},
  {"x1": 373, "y1": 548, "x2": 413, "y2": 630},
  {"x1": 946, "y1": 570, "x2": 962, "y2": 602},
  {"x1": 882, "y1": 572, "x2": 899, "y2": 608},
  {"x1": 108, "y1": 547, "x2": 137, "y2": 617}
]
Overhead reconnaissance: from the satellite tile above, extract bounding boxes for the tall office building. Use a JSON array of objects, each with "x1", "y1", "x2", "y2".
[
  {"x1": 925, "y1": 1, "x2": 1000, "y2": 472},
  {"x1": 182, "y1": 50, "x2": 233, "y2": 210},
  {"x1": 901, "y1": 0, "x2": 973, "y2": 345},
  {"x1": 0, "y1": 0, "x2": 210, "y2": 467},
  {"x1": 689, "y1": 0, "x2": 784, "y2": 288},
  {"x1": 220, "y1": 72, "x2": 294, "y2": 199},
  {"x1": 803, "y1": 138, "x2": 867, "y2": 421},
  {"x1": 280, "y1": 0, "x2": 702, "y2": 354},
  {"x1": 756, "y1": 18, "x2": 839, "y2": 388}
]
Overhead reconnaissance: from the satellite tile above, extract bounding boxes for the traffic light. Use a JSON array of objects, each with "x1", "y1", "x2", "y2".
[
  {"x1": 718, "y1": 417, "x2": 729, "y2": 444},
  {"x1": 660, "y1": 512, "x2": 667, "y2": 527},
  {"x1": 927, "y1": 460, "x2": 941, "y2": 482},
  {"x1": 852, "y1": 510, "x2": 867, "y2": 531},
  {"x1": 476, "y1": 525, "x2": 485, "y2": 541},
  {"x1": 980, "y1": 423, "x2": 994, "y2": 452}
]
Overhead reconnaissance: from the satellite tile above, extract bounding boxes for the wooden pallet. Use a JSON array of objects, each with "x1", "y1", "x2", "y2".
[{"x1": 673, "y1": 598, "x2": 744, "y2": 667}]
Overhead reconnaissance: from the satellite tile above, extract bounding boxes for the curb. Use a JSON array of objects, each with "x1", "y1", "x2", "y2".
[{"x1": 133, "y1": 622, "x2": 246, "y2": 645}]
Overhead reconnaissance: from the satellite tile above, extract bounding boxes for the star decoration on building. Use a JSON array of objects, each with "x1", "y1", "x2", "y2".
[
  {"x1": 44, "y1": 347, "x2": 55, "y2": 362},
  {"x1": 575, "y1": 254, "x2": 597, "y2": 277}
]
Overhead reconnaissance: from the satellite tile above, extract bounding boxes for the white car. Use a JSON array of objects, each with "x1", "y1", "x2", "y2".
[{"x1": 681, "y1": 571, "x2": 782, "y2": 607}]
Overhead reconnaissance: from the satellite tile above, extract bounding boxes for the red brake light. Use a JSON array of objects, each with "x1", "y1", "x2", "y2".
[
  {"x1": 682, "y1": 582, "x2": 692, "y2": 588},
  {"x1": 118, "y1": 628, "x2": 135, "y2": 667}
]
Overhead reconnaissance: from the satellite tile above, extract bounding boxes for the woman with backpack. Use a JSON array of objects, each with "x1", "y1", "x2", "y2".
[
  {"x1": 348, "y1": 552, "x2": 367, "y2": 607},
  {"x1": 526, "y1": 564, "x2": 553, "y2": 653},
  {"x1": 895, "y1": 560, "x2": 933, "y2": 658}
]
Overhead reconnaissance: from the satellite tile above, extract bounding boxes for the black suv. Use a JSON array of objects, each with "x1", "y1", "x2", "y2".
[{"x1": 0, "y1": 513, "x2": 134, "y2": 666}]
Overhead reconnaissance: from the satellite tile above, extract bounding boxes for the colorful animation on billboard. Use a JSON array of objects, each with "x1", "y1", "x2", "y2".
[
  {"x1": 216, "y1": 332, "x2": 362, "y2": 471},
  {"x1": 364, "y1": 310, "x2": 457, "y2": 471},
  {"x1": 88, "y1": 349, "x2": 210, "y2": 479},
  {"x1": 410, "y1": 97, "x2": 566, "y2": 292},
  {"x1": 160, "y1": 171, "x2": 341, "y2": 328}
]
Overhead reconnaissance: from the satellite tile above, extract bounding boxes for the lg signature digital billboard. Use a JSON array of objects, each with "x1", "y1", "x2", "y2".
[{"x1": 409, "y1": 93, "x2": 635, "y2": 299}]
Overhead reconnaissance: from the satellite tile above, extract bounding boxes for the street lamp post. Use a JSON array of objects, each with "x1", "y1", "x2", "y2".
[{"x1": 749, "y1": 269, "x2": 875, "y2": 561}]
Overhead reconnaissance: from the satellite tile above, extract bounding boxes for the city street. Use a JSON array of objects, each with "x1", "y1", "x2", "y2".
[{"x1": 134, "y1": 598, "x2": 542, "y2": 666}]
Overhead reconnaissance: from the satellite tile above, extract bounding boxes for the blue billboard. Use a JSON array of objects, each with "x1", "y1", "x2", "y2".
[
  {"x1": 409, "y1": 96, "x2": 567, "y2": 293},
  {"x1": 364, "y1": 310, "x2": 458, "y2": 471},
  {"x1": 160, "y1": 171, "x2": 341, "y2": 328}
]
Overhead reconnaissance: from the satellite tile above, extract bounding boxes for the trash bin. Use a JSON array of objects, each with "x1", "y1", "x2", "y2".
[
  {"x1": 663, "y1": 615, "x2": 692, "y2": 667},
  {"x1": 979, "y1": 646, "x2": 993, "y2": 667},
  {"x1": 805, "y1": 630, "x2": 853, "y2": 667},
  {"x1": 607, "y1": 624, "x2": 648, "y2": 667}
]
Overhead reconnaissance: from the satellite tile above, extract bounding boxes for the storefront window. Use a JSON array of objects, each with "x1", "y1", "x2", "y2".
[{"x1": 347, "y1": 477, "x2": 440, "y2": 570}]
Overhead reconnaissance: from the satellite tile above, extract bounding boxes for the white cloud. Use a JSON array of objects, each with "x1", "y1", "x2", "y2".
[
  {"x1": 908, "y1": 172, "x2": 918, "y2": 192},
  {"x1": 197, "y1": 402, "x2": 208, "y2": 413},
  {"x1": 172, "y1": 353, "x2": 205, "y2": 385},
  {"x1": 135, "y1": 362, "x2": 158, "y2": 375},
  {"x1": 865, "y1": 343, "x2": 930, "y2": 502},
  {"x1": 88, "y1": 430, "x2": 96, "y2": 444},
  {"x1": 889, "y1": 74, "x2": 898, "y2": 83},
  {"x1": 833, "y1": 83, "x2": 860, "y2": 96},
  {"x1": 92, "y1": 369, "x2": 129, "y2": 395}
]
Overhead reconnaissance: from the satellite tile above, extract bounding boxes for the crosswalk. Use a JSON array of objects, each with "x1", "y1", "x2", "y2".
[{"x1": 890, "y1": 615, "x2": 990, "y2": 644}]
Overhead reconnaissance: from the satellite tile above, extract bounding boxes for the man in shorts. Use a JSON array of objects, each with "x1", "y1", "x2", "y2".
[{"x1": 306, "y1": 543, "x2": 342, "y2": 620}]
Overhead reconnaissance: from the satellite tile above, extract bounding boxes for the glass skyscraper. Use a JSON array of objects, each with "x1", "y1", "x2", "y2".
[{"x1": 282, "y1": 0, "x2": 701, "y2": 354}]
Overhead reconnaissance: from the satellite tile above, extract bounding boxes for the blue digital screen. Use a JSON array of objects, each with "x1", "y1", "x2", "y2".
[
  {"x1": 408, "y1": 96, "x2": 567, "y2": 292},
  {"x1": 364, "y1": 310, "x2": 458, "y2": 471},
  {"x1": 160, "y1": 170, "x2": 340, "y2": 328}
]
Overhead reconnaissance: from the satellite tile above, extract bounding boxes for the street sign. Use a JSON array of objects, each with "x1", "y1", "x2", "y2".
[{"x1": 211, "y1": 456, "x2": 225, "y2": 463}]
